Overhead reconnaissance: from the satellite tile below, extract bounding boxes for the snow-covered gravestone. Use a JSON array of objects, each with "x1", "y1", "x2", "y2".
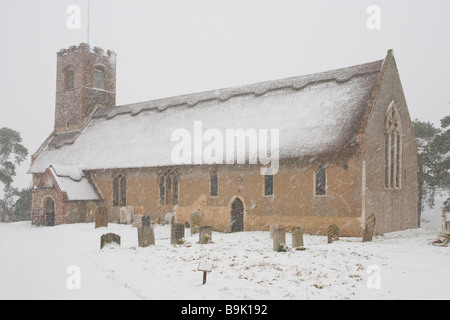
[
  {"x1": 120, "y1": 207, "x2": 133, "y2": 224},
  {"x1": 190, "y1": 212, "x2": 201, "y2": 235},
  {"x1": 199, "y1": 226, "x2": 212, "y2": 244},
  {"x1": 100, "y1": 233, "x2": 121, "y2": 249},
  {"x1": 362, "y1": 214, "x2": 376, "y2": 242},
  {"x1": 292, "y1": 226, "x2": 304, "y2": 249},
  {"x1": 327, "y1": 224, "x2": 339, "y2": 244},
  {"x1": 138, "y1": 216, "x2": 155, "y2": 247},
  {"x1": 272, "y1": 228, "x2": 286, "y2": 252},
  {"x1": 171, "y1": 222, "x2": 185, "y2": 245},
  {"x1": 95, "y1": 206, "x2": 108, "y2": 229},
  {"x1": 270, "y1": 224, "x2": 279, "y2": 239}
]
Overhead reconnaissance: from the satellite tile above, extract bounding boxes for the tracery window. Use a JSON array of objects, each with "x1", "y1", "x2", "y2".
[
  {"x1": 113, "y1": 174, "x2": 126, "y2": 207},
  {"x1": 159, "y1": 171, "x2": 178, "y2": 205},
  {"x1": 385, "y1": 102, "x2": 402, "y2": 189}
]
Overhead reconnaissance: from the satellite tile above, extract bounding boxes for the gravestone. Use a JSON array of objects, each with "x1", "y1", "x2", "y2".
[
  {"x1": 272, "y1": 228, "x2": 286, "y2": 252},
  {"x1": 95, "y1": 206, "x2": 108, "y2": 229},
  {"x1": 270, "y1": 224, "x2": 279, "y2": 239},
  {"x1": 199, "y1": 226, "x2": 213, "y2": 244},
  {"x1": 86, "y1": 202, "x2": 99, "y2": 223},
  {"x1": 190, "y1": 212, "x2": 201, "y2": 235},
  {"x1": 138, "y1": 216, "x2": 155, "y2": 247},
  {"x1": 100, "y1": 233, "x2": 121, "y2": 249},
  {"x1": 132, "y1": 215, "x2": 143, "y2": 228},
  {"x1": 164, "y1": 212, "x2": 176, "y2": 224},
  {"x1": 327, "y1": 224, "x2": 339, "y2": 244},
  {"x1": 292, "y1": 226, "x2": 304, "y2": 248},
  {"x1": 171, "y1": 222, "x2": 185, "y2": 245},
  {"x1": 120, "y1": 207, "x2": 133, "y2": 224},
  {"x1": 362, "y1": 214, "x2": 376, "y2": 242}
]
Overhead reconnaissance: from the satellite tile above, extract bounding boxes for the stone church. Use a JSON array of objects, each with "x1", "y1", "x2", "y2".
[{"x1": 29, "y1": 43, "x2": 418, "y2": 236}]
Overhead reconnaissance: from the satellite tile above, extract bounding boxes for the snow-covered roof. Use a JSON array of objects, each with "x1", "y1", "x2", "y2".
[
  {"x1": 49, "y1": 165, "x2": 100, "y2": 201},
  {"x1": 30, "y1": 58, "x2": 384, "y2": 174}
]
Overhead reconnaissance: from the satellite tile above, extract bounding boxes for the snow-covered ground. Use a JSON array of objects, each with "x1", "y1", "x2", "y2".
[{"x1": 0, "y1": 220, "x2": 449, "y2": 300}]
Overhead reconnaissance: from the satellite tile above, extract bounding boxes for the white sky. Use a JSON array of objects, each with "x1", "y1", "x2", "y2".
[{"x1": 0, "y1": 0, "x2": 449, "y2": 189}]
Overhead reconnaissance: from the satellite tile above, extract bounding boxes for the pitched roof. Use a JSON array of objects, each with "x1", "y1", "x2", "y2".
[
  {"x1": 49, "y1": 165, "x2": 100, "y2": 201},
  {"x1": 29, "y1": 57, "x2": 385, "y2": 174}
]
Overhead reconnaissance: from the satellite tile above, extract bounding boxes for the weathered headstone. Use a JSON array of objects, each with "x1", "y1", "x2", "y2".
[
  {"x1": 270, "y1": 224, "x2": 279, "y2": 239},
  {"x1": 142, "y1": 215, "x2": 151, "y2": 227},
  {"x1": 120, "y1": 207, "x2": 133, "y2": 224},
  {"x1": 138, "y1": 216, "x2": 155, "y2": 247},
  {"x1": 273, "y1": 228, "x2": 286, "y2": 252},
  {"x1": 171, "y1": 222, "x2": 185, "y2": 245},
  {"x1": 86, "y1": 202, "x2": 99, "y2": 223},
  {"x1": 164, "y1": 212, "x2": 176, "y2": 224},
  {"x1": 190, "y1": 212, "x2": 201, "y2": 235},
  {"x1": 132, "y1": 215, "x2": 143, "y2": 228},
  {"x1": 362, "y1": 214, "x2": 376, "y2": 242},
  {"x1": 95, "y1": 206, "x2": 108, "y2": 229},
  {"x1": 100, "y1": 233, "x2": 121, "y2": 249},
  {"x1": 292, "y1": 226, "x2": 304, "y2": 248},
  {"x1": 327, "y1": 224, "x2": 339, "y2": 244},
  {"x1": 199, "y1": 226, "x2": 213, "y2": 244}
]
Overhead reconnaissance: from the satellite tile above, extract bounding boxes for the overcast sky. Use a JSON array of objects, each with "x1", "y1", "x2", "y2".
[{"x1": 0, "y1": 0, "x2": 449, "y2": 189}]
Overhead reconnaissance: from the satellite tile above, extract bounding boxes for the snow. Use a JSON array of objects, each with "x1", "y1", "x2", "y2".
[
  {"x1": 1, "y1": 222, "x2": 449, "y2": 300},
  {"x1": 49, "y1": 166, "x2": 99, "y2": 201},
  {"x1": 29, "y1": 60, "x2": 382, "y2": 174}
]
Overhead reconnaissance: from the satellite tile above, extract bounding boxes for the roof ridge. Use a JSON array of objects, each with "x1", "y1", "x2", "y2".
[{"x1": 93, "y1": 59, "x2": 383, "y2": 121}]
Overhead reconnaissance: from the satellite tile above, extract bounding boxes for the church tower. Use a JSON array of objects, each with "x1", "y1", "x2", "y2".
[{"x1": 55, "y1": 43, "x2": 116, "y2": 134}]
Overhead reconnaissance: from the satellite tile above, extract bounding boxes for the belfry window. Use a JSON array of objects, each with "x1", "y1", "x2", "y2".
[
  {"x1": 159, "y1": 171, "x2": 179, "y2": 206},
  {"x1": 94, "y1": 68, "x2": 105, "y2": 90},
  {"x1": 65, "y1": 68, "x2": 74, "y2": 89},
  {"x1": 385, "y1": 102, "x2": 402, "y2": 189}
]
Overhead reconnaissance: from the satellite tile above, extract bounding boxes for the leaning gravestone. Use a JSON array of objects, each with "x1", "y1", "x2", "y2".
[
  {"x1": 362, "y1": 214, "x2": 376, "y2": 242},
  {"x1": 273, "y1": 228, "x2": 286, "y2": 252},
  {"x1": 327, "y1": 224, "x2": 339, "y2": 244},
  {"x1": 171, "y1": 222, "x2": 185, "y2": 245},
  {"x1": 199, "y1": 226, "x2": 213, "y2": 244},
  {"x1": 190, "y1": 212, "x2": 201, "y2": 235},
  {"x1": 95, "y1": 206, "x2": 108, "y2": 229},
  {"x1": 292, "y1": 226, "x2": 304, "y2": 249},
  {"x1": 100, "y1": 233, "x2": 121, "y2": 249},
  {"x1": 138, "y1": 216, "x2": 155, "y2": 247}
]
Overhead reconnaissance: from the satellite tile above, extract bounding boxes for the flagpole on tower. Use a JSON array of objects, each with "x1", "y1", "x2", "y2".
[{"x1": 87, "y1": 0, "x2": 90, "y2": 45}]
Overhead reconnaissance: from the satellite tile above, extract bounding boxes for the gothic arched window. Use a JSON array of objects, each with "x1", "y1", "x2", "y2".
[
  {"x1": 159, "y1": 171, "x2": 179, "y2": 206},
  {"x1": 113, "y1": 174, "x2": 126, "y2": 207},
  {"x1": 385, "y1": 102, "x2": 402, "y2": 189}
]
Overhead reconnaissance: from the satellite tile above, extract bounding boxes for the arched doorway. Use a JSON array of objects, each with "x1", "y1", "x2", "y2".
[
  {"x1": 44, "y1": 197, "x2": 55, "y2": 226},
  {"x1": 231, "y1": 198, "x2": 244, "y2": 232}
]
